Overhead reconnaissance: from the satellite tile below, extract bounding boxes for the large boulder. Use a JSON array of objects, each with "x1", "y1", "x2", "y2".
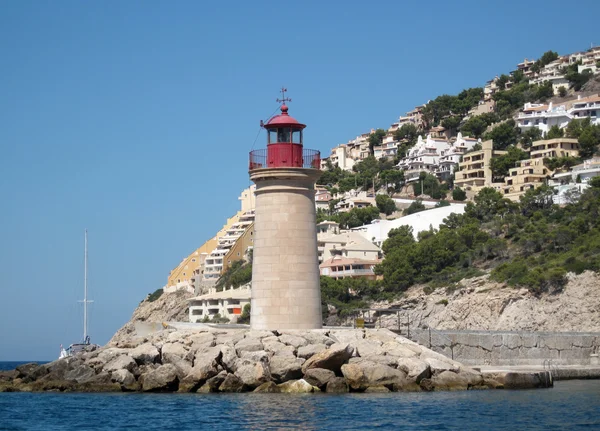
[
  {"x1": 111, "y1": 369, "x2": 136, "y2": 388},
  {"x1": 64, "y1": 365, "x2": 96, "y2": 383},
  {"x1": 341, "y1": 361, "x2": 407, "y2": 391},
  {"x1": 240, "y1": 350, "x2": 270, "y2": 363},
  {"x1": 301, "y1": 343, "x2": 354, "y2": 374},
  {"x1": 354, "y1": 339, "x2": 385, "y2": 357},
  {"x1": 235, "y1": 337, "x2": 264, "y2": 356},
  {"x1": 130, "y1": 343, "x2": 160, "y2": 365},
  {"x1": 303, "y1": 368, "x2": 335, "y2": 389},
  {"x1": 215, "y1": 331, "x2": 245, "y2": 346},
  {"x1": 104, "y1": 355, "x2": 137, "y2": 373},
  {"x1": 16, "y1": 363, "x2": 47, "y2": 383},
  {"x1": 396, "y1": 357, "x2": 431, "y2": 383},
  {"x1": 253, "y1": 381, "x2": 281, "y2": 393},
  {"x1": 278, "y1": 379, "x2": 318, "y2": 393},
  {"x1": 197, "y1": 371, "x2": 227, "y2": 393},
  {"x1": 326, "y1": 377, "x2": 349, "y2": 393},
  {"x1": 350, "y1": 355, "x2": 398, "y2": 368},
  {"x1": 179, "y1": 347, "x2": 221, "y2": 392},
  {"x1": 381, "y1": 342, "x2": 419, "y2": 358},
  {"x1": 297, "y1": 344, "x2": 326, "y2": 359},
  {"x1": 218, "y1": 373, "x2": 245, "y2": 392},
  {"x1": 220, "y1": 345, "x2": 238, "y2": 372},
  {"x1": 279, "y1": 334, "x2": 308, "y2": 349},
  {"x1": 188, "y1": 332, "x2": 215, "y2": 351},
  {"x1": 161, "y1": 343, "x2": 188, "y2": 364},
  {"x1": 141, "y1": 364, "x2": 179, "y2": 392},
  {"x1": 269, "y1": 356, "x2": 304, "y2": 382},
  {"x1": 263, "y1": 340, "x2": 296, "y2": 357},
  {"x1": 422, "y1": 357, "x2": 459, "y2": 375},
  {"x1": 234, "y1": 360, "x2": 271, "y2": 389},
  {"x1": 430, "y1": 371, "x2": 469, "y2": 391}
]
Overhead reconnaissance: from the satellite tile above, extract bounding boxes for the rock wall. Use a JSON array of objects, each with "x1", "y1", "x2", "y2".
[
  {"x1": 375, "y1": 271, "x2": 600, "y2": 333},
  {"x1": 409, "y1": 329, "x2": 600, "y2": 366}
]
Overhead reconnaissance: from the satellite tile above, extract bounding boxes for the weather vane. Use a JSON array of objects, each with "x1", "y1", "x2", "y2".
[{"x1": 276, "y1": 87, "x2": 292, "y2": 104}]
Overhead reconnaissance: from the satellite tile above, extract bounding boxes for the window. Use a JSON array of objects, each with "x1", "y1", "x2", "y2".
[
  {"x1": 237, "y1": 252, "x2": 240, "y2": 256},
  {"x1": 277, "y1": 128, "x2": 291, "y2": 142},
  {"x1": 192, "y1": 258, "x2": 196, "y2": 262},
  {"x1": 183, "y1": 272, "x2": 186, "y2": 276},
  {"x1": 268, "y1": 129, "x2": 278, "y2": 143},
  {"x1": 292, "y1": 130, "x2": 302, "y2": 143}
]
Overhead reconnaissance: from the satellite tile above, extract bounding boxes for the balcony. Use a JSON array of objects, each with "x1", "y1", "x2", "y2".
[{"x1": 249, "y1": 148, "x2": 320, "y2": 170}]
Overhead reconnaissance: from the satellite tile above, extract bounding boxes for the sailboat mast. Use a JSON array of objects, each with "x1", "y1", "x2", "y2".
[{"x1": 84, "y1": 229, "x2": 88, "y2": 341}]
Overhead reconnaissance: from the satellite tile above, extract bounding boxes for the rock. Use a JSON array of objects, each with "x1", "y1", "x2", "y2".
[
  {"x1": 354, "y1": 339, "x2": 385, "y2": 357},
  {"x1": 179, "y1": 348, "x2": 220, "y2": 392},
  {"x1": 220, "y1": 345, "x2": 238, "y2": 372},
  {"x1": 254, "y1": 381, "x2": 281, "y2": 393},
  {"x1": 161, "y1": 342, "x2": 188, "y2": 364},
  {"x1": 278, "y1": 379, "x2": 318, "y2": 393},
  {"x1": 297, "y1": 344, "x2": 327, "y2": 359},
  {"x1": 299, "y1": 331, "x2": 335, "y2": 347},
  {"x1": 419, "y1": 378, "x2": 434, "y2": 392},
  {"x1": 130, "y1": 343, "x2": 160, "y2": 365},
  {"x1": 141, "y1": 364, "x2": 179, "y2": 392},
  {"x1": 245, "y1": 330, "x2": 275, "y2": 339},
  {"x1": 341, "y1": 361, "x2": 407, "y2": 391},
  {"x1": 111, "y1": 369, "x2": 136, "y2": 388},
  {"x1": 219, "y1": 373, "x2": 245, "y2": 392},
  {"x1": 0, "y1": 370, "x2": 17, "y2": 382},
  {"x1": 431, "y1": 371, "x2": 469, "y2": 391},
  {"x1": 215, "y1": 331, "x2": 245, "y2": 346},
  {"x1": 189, "y1": 332, "x2": 216, "y2": 351},
  {"x1": 422, "y1": 357, "x2": 459, "y2": 375},
  {"x1": 235, "y1": 337, "x2": 264, "y2": 356},
  {"x1": 166, "y1": 356, "x2": 192, "y2": 380},
  {"x1": 96, "y1": 348, "x2": 130, "y2": 364},
  {"x1": 270, "y1": 356, "x2": 305, "y2": 382},
  {"x1": 104, "y1": 355, "x2": 137, "y2": 373},
  {"x1": 64, "y1": 365, "x2": 96, "y2": 383},
  {"x1": 263, "y1": 341, "x2": 296, "y2": 357},
  {"x1": 44, "y1": 359, "x2": 75, "y2": 381},
  {"x1": 240, "y1": 350, "x2": 270, "y2": 362},
  {"x1": 365, "y1": 329, "x2": 399, "y2": 344},
  {"x1": 16, "y1": 363, "x2": 47, "y2": 383},
  {"x1": 396, "y1": 358, "x2": 432, "y2": 383},
  {"x1": 381, "y1": 342, "x2": 418, "y2": 358},
  {"x1": 351, "y1": 355, "x2": 398, "y2": 368},
  {"x1": 326, "y1": 377, "x2": 349, "y2": 393},
  {"x1": 301, "y1": 343, "x2": 354, "y2": 374},
  {"x1": 279, "y1": 334, "x2": 308, "y2": 348},
  {"x1": 329, "y1": 330, "x2": 364, "y2": 345},
  {"x1": 234, "y1": 360, "x2": 271, "y2": 388},
  {"x1": 365, "y1": 385, "x2": 391, "y2": 393},
  {"x1": 204, "y1": 371, "x2": 227, "y2": 392},
  {"x1": 303, "y1": 368, "x2": 335, "y2": 389}
]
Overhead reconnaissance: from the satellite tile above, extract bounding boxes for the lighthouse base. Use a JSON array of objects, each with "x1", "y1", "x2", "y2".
[{"x1": 249, "y1": 168, "x2": 322, "y2": 330}]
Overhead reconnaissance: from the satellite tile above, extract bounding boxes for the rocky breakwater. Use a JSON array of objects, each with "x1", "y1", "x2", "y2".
[{"x1": 0, "y1": 328, "x2": 550, "y2": 393}]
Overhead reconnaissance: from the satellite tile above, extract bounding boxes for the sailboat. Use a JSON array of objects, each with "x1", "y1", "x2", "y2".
[{"x1": 59, "y1": 229, "x2": 99, "y2": 359}]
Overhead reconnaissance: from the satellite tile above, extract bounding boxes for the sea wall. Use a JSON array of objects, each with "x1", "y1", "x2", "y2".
[{"x1": 409, "y1": 329, "x2": 600, "y2": 366}]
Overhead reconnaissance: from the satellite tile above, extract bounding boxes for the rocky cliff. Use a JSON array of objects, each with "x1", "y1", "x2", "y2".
[{"x1": 376, "y1": 271, "x2": 600, "y2": 332}]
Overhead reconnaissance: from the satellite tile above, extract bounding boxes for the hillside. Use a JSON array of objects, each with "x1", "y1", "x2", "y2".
[{"x1": 375, "y1": 271, "x2": 600, "y2": 332}]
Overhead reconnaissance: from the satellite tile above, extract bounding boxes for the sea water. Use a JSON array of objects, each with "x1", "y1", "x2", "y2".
[{"x1": 1, "y1": 362, "x2": 599, "y2": 430}]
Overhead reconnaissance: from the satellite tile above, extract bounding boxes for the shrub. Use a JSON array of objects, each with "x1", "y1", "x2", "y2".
[
  {"x1": 238, "y1": 304, "x2": 251, "y2": 324},
  {"x1": 147, "y1": 289, "x2": 163, "y2": 302},
  {"x1": 452, "y1": 187, "x2": 467, "y2": 201}
]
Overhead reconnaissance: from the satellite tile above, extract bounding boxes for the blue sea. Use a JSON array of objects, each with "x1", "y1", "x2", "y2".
[{"x1": 1, "y1": 362, "x2": 600, "y2": 430}]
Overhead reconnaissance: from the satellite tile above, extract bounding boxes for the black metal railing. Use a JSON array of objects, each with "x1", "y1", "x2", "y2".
[{"x1": 249, "y1": 148, "x2": 321, "y2": 170}]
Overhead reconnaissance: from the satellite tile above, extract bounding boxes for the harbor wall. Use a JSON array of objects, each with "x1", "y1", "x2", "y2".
[{"x1": 408, "y1": 329, "x2": 600, "y2": 366}]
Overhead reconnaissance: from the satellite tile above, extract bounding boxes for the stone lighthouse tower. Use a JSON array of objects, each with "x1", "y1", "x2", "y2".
[{"x1": 248, "y1": 89, "x2": 322, "y2": 330}]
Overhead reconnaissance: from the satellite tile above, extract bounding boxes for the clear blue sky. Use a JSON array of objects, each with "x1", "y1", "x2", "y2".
[{"x1": 1, "y1": 0, "x2": 598, "y2": 360}]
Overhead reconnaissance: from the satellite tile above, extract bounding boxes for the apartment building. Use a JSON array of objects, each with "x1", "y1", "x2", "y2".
[
  {"x1": 319, "y1": 256, "x2": 381, "y2": 281},
  {"x1": 437, "y1": 133, "x2": 480, "y2": 181},
  {"x1": 315, "y1": 187, "x2": 333, "y2": 210},
  {"x1": 501, "y1": 158, "x2": 552, "y2": 201},
  {"x1": 188, "y1": 285, "x2": 251, "y2": 323},
  {"x1": 317, "y1": 231, "x2": 382, "y2": 264},
  {"x1": 550, "y1": 157, "x2": 600, "y2": 204},
  {"x1": 530, "y1": 138, "x2": 579, "y2": 159},
  {"x1": 454, "y1": 140, "x2": 507, "y2": 191},
  {"x1": 202, "y1": 209, "x2": 255, "y2": 284},
  {"x1": 517, "y1": 95, "x2": 600, "y2": 135}
]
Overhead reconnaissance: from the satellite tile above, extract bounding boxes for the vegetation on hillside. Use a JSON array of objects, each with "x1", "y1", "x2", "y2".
[
  {"x1": 320, "y1": 180, "x2": 600, "y2": 314},
  {"x1": 216, "y1": 260, "x2": 252, "y2": 291}
]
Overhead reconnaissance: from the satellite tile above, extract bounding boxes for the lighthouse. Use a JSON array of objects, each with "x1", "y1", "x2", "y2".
[{"x1": 248, "y1": 89, "x2": 322, "y2": 330}]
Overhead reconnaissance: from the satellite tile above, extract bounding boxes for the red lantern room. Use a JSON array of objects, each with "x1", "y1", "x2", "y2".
[{"x1": 249, "y1": 88, "x2": 320, "y2": 171}]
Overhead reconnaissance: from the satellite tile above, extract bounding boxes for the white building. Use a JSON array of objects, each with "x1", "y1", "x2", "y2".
[
  {"x1": 374, "y1": 134, "x2": 399, "y2": 159},
  {"x1": 550, "y1": 158, "x2": 600, "y2": 204},
  {"x1": 398, "y1": 133, "x2": 479, "y2": 182},
  {"x1": 317, "y1": 230, "x2": 382, "y2": 264},
  {"x1": 351, "y1": 204, "x2": 466, "y2": 247},
  {"x1": 202, "y1": 209, "x2": 255, "y2": 284},
  {"x1": 188, "y1": 285, "x2": 251, "y2": 323},
  {"x1": 517, "y1": 95, "x2": 600, "y2": 135}
]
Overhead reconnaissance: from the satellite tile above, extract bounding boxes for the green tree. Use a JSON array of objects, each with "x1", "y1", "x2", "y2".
[
  {"x1": 519, "y1": 128, "x2": 543, "y2": 148},
  {"x1": 565, "y1": 117, "x2": 591, "y2": 139},
  {"x1": 393, "y1": 123, "x2": 419, "y2": 146},
  {"x1": 452, "y1": 187, "x2": 467, "y2": 201},
  {"x1": 579, "y1": 124, "x2": 600, "y2": 158},
  {"x1": 496, "y1": 74, "x2": 510, "y2": 90},
  {"x1": 490, "y1": 146, "x2": 529, "y2": 181},
  {"x1": 412, "y1": 172, "x2": 444, "y2": 199},
  {"x1": 546, "y1": 125, "x2": 564, "y2": 139},
  {"x1": 368, "y1": 129, "x2": 387, "y2": 155},
  {"x1": 558, "y1": 86, "x2": 567, "y2": 97},
  {"x1": 338, "y1": 206, "x2": 380, "y2": 229},
  {"x1": 461, "y1": 113, "x2": 497, "y2": 138},
  {"x1": 484, "y1": 120, "x2": 519, "y2": 150},
  {"x1": 379, "y1": 169, "x2": 405, "y2": 195},
  {"x1": 535, "y1": 81, "x2": 554, "y2": 100},
  {"x1": 376, "y1": 194, "x2": 397, "y2": 215},
  {"x1": 441, "y1": 115, "x2": 462, "y2": 135},
  {"x1": 403, "y1": 199, "x2": 427, "y2": 215},
  {"x1": 238, "y1": 304, "x2": 251, "y2": 324}
]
